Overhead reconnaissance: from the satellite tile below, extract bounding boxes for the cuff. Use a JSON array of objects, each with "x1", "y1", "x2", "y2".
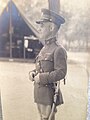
[{"x1": 39, "y1": 72, "x2": 49, "y2": 85}]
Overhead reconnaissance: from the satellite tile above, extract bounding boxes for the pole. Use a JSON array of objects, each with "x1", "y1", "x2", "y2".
[
  {"x1": 48, "y1": 0, "x2": 60, "y2": 13},
  {"x1": 24, "y1": 46, "x2": 25, "y2": 59},
  {"x1": 9, "y1": 0, "x2": 12, "y2": 58}
]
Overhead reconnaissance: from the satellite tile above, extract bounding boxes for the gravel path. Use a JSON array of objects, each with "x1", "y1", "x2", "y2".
[{"x1": 0, "y1": 52, "x2": 89, "y2": 120}]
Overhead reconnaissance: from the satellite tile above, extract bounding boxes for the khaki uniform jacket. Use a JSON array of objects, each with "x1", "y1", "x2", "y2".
[{"x1": 34, "y1": 40, "x2": 67, "y2": 105}]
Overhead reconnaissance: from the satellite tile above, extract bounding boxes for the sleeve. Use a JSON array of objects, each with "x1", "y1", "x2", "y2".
[{"x1": 39, "y1": 47, "x2": 67, "y2": 84}]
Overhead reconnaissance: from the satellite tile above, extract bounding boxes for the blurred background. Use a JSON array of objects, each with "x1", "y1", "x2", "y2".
[{"x1": 0, "y1": 0, "x2": 90, "y2": 59}]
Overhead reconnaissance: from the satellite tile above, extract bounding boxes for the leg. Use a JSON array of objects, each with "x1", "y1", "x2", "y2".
[{"x1": 37, "y1": 103, "x2": 52, "y2": 120}]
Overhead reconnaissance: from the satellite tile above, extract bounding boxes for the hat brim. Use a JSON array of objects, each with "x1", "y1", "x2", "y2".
[
  {"x1": 36, "y1": 18, "x2": 52, "y2": 24},
  {"x1": 36, "y1": 20, "x2": 44, "y2": 24},
  {"x1": 36, "y1": 17, "x2": 65, "y2": 25}
]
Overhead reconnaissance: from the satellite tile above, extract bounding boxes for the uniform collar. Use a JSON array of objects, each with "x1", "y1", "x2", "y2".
[{"x1": 45, "y1": 37, "x2": 56, "y2": 45}]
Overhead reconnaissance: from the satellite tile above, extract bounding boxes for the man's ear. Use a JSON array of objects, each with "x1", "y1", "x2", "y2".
[
  {"x1": 51, "y1": 24, "x2": 60, "y2": 36},
  {"x1": 50, "y1": 23, "x2": 55, "y2": 31}
]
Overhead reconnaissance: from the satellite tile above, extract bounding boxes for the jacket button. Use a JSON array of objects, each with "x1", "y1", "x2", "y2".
[
  {"x1": 45, "y1": 57, "x2": 47, "y2": 60},
  {"x1": 40, "y1": 69, "x2": 43, "y2": 72}
]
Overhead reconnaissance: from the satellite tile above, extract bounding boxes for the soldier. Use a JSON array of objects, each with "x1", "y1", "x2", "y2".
[{"x1": 29, "y1": 8, "x2": 67, "y2": 120}]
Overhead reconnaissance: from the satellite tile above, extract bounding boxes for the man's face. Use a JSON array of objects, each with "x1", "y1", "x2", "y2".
[
  {"x1": 40, "y1": 22, "x2": 51, "y2": 40},
  {"x1": 39, "y1": 21, "x2": 59, "y2": 43}
]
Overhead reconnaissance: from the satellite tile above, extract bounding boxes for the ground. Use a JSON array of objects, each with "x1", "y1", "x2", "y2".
[{"x1": 0, "y1": 52, "x2": 90, "y2": 120}]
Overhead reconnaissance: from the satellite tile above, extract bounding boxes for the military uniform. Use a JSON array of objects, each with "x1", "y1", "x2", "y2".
[
  {"x1": 34, "y1": 38, "x2": 67, "y2": 106},
  {"x1": 30, "y1": 8, "x2": 67, "y2": 120}
]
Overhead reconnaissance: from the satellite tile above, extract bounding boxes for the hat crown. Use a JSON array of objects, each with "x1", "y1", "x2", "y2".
[{"x1": 41, "y1": 8, "x2": 65, "y2": 25}]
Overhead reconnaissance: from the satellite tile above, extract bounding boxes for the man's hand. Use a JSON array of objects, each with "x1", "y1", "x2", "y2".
[
  {"x1": 34, "y1": 73, "x2": 40, "y2": 84},
  {"x1": 29, "y1": 71, "x2": 36, "y2": 81}
]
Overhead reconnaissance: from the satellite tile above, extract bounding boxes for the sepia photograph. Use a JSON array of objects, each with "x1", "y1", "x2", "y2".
[{"x1": 0, "y1": 0, "x2": 90, "y2": 120}]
